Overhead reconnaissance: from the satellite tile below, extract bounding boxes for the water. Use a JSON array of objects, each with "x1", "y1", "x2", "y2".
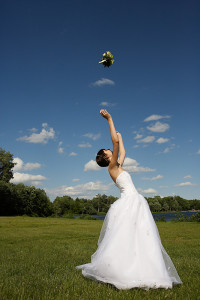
[
  {"x1": 75, "y1": 211, "x2": 198, "y2": 222},
  {"x1": 152, "y1": 211, "x2": 198, "y2": 222}
]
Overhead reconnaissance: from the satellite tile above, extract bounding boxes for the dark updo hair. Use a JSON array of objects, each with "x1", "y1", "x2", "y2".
[{"x1": 96, "y1": 149, "x2": 109, "y2": 167}]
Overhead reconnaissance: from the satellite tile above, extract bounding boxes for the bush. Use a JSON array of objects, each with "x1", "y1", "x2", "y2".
[
  {"x1": 189, "y1": 212, "x2": 200, "y2": 222},
  {"x1": 62, "y1": 213, "x2": 74, "y2": 219},
  {"x1": 48, "y1": 214, "x2": 56, "y2": 218},
  {"x1": 172, "y1": 212, "x2": 200, "y2": 222},
  {"x1": 172, "y1": 213, "x2": 188, "y2": 222},
  {"x1": 31, "y1": 213, "x2": 39, "y2": 217}
]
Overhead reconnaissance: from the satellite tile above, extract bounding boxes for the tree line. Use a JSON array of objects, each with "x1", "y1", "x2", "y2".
[
  {"x1": 1, "y1": 183, "x2": 200, "y2": 217},
  {"x1": 1, "y1": 180, "x2": 200, "y2": 217},
  {"x1": 0, "y1": 181, "x2": 53, "y2": 217},
  {"x1": 52, "y1": 194, "x2": 200, "y2": 217},
  {"x1": 0, "y1": 147, "x2": 200, "y2": 217}
]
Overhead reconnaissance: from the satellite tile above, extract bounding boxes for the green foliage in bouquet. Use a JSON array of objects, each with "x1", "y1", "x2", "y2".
[{"x1": 99, "y1": 51, "x2": 114, "y2": 67}]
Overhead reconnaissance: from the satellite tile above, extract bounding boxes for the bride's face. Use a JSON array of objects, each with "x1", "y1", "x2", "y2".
[{"x1": 104, "y1": 149, "x2": 112, "y2": 160}]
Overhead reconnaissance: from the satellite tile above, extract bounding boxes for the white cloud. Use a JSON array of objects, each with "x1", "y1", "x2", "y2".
[
  {"x1": 13, "y1": 157, "x2": 41, "y2": 172},
  {"x1": 84, "y1": 160, "x2": 101, "y2": 171},
  {"x1": 23, "y1": 162, "x2": 41, "y2": 171},
  {"x1": 144, "y1": 114, "x2": 171, "y2": 122},
  {"x1": 160, "y1": 144, "x2": 176, "y2": 154},
  {"x1": 11, "y1": 172, "x2": 46, "y2": 185},
  {"x1": 123, "y1": 157, "x2": 155, "y2": 173},
  {"x1": 31, "y1": 181, "x2": 43, "y2": 186},
  {"x1": 197, "y1": 149, "x2": 200, "y2": 154},
  {"x1": 46, "y1": 181, "x2": 113, "y2": 199},
  {"x1": 137, "y1": 136, "x2": 155, "y2": 143},
  {"x1": 29, "y1": 128, "x2": 37, "y2": 132},
  {"x1": 162, "y1": 147, "x2": 170, "y2": 153},
  {"x1": 84, "y1": 157, "x2": 155, "y2": 173},
  {"x1": 123, "y1": 157, "x2": 139, "y2": 166},
  {"x1": 58, "y1": 147, "x2": 64, "y2": 154},
  {"x1": 92, "y1": 78, "x2": 115, "y2": 87},
  {"x1": 12, "y1": 158, "x2": 45, "y2": 186},
  {"x1": 138, "y1": 188, "x2": 158, "y2": 194},
  {"x1": 147, "y1": 122, "x2": 170, "y2": 133},
  {"x1": 57, "y1": 142, "x2": 64, "y2": 154},
  {"x1": 134, "y1": 134, "x2": 143, "y2": 140},
  {"x1": 17, "y1": 123, "x2": 55, "y2": 144},
  {"x1": 13, "y1": 158, "x2": 24, "y2": 171},
  {"x1": 156, "y1": 138, "x2": 169, "y2": 144},
  {"x1": 141, "y1": 175, "x2": 163, "y2": 181},
  {"x1": 69, "y1": 152, "x2": 78, "y2": 156},
  {"x1": 184, "y1": 175, "x2": 192, "y2": 179},
  {"x1": 175, "y1": 182, "x2": 197, "y2": 187},
  {"x1": 83, "y1": 133, "x2": 101, "y2": 141},
  {"x1": 72, "y1": 178, "x2": 80, "y2": 182},
  {"x1": 133, "y1": 145, "x2": 139, "y2": 148},
  {"x1": 99, "y1": 102, "x2": 116, "y2": 107},
  {"x1": 100, "y1": 102, "x2": 109, "y2": 106},
  {"x1": 78, "y1": 143, "x2": 92, "y2": 148}
]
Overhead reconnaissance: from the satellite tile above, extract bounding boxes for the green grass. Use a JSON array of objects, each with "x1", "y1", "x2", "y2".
[{"x1": 0, "y1": 217, "x2": 199, "y2": 300}]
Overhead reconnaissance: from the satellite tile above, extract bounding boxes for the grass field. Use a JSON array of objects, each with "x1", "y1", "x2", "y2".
[{"x1": 0, "y1": 217, "x2": 199, "y2": 300}]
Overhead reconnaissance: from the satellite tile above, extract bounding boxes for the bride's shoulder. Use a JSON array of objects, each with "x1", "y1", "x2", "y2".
[{"x1": 108, "y1": 167, "x2": 126, "y2": 183}]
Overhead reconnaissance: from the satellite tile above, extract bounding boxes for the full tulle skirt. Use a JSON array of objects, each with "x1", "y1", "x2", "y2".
[{"x1": 76, "y1": 191, "x2": 182, "y2": 290}]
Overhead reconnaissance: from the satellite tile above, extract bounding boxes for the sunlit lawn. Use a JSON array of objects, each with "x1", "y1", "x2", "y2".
[{"x1": 0, "y1": 216, "x2": 199, "y2": 300}]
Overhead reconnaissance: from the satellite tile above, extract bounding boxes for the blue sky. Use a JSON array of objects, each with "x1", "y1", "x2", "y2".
[{"x1": 1, "y1": 0, "x2": 199, "y2": 200}]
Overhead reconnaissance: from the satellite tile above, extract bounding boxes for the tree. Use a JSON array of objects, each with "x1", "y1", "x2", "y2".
[
  {"x1": 148, "y1": 199, "x2": 161, "y2": 212},
  {"x1": 172, "y1": 199, "x2": 180, "y2": 211},
  {"x1": 152, "y1": 200, "x2": 162, "y2": 212},
  {"x1": 0, "y1": 181, "x2": 13, "y2": 215},
  {"x1": 53, "y1": 195, "x2": 75, "y2": 216},
  {"x1": 163, "y1": 202, "x2": 169, "y2": 211},
  {"x1": 0, "y1": 148, "x2": 15, "y2": 182},
  {"x1": 92, "y1": 194, "x2": 102, "y2": 213},
  {"x1": 0, "y1": 181, "x2": 53, "y2": 217}
]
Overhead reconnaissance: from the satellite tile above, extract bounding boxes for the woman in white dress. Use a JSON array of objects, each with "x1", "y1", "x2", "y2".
[{"x1": 76, "y1": 109, "x2": 182, "y2": 290}]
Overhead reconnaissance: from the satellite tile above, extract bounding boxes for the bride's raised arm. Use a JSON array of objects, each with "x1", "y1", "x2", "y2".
[
  {"x1": 117, "y1": 132, "x2": 126, "y2": 166},
  {"x1": 100, "y1": 109, "x2": 119, "y2": 168}
]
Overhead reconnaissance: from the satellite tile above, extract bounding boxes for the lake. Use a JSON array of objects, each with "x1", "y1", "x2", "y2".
[{"x1": 75, "y1": 211, "x2": 198, "y2": 222}]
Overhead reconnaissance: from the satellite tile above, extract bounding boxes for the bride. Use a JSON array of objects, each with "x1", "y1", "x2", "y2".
[{"x1": 76, "y1": 109, "x2": 182, "y2": 290}]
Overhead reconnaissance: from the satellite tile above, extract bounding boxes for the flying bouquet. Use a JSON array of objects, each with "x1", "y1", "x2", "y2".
[{"x1": 99, "y1": 51, "x2": 114, "y2": 67}]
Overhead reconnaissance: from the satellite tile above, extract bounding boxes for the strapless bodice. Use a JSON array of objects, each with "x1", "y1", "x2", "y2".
[{"x1": 115, "y1": 171, "x2": 138, "y2": 197}]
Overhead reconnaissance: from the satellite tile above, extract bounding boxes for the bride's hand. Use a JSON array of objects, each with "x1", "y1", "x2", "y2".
[{"x1": 100, "y1": 109, "x2": 111, "y2": 120}]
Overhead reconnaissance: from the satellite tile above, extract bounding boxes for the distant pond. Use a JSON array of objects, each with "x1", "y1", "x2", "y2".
[{"x1": 74, "y1": 211, "x2": 198, "y2": 222}]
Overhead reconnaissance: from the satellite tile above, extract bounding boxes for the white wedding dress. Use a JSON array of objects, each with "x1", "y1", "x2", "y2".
[{"x1": 76, "y1": 171, "x2": 182, "y2": 290}]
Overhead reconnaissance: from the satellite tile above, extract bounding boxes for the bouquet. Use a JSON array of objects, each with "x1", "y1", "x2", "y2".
[{"x1": 99, "y1": 51, "x2": 114, "y2": 67}]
